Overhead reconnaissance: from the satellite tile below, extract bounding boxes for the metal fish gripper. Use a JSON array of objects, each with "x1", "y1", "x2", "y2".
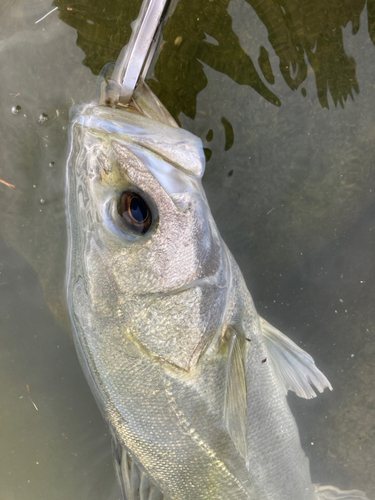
[{"x1": 102, "y1": 0, "x2": 173, "y2": 108}]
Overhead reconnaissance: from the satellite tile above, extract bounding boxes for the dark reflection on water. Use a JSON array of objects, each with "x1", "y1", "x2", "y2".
[
  {"x1": 54, "y1": 0, "x2": 373, "y2": 116},
  {"x1": 245, "y1": 0, "x2": 365, "y2": 108},
  {"x1": 1, "y1": 0, "x2": 374, "y2": 498},
  {"x1": 53, "y1": 0, "x2": 142, "y2": 74}
]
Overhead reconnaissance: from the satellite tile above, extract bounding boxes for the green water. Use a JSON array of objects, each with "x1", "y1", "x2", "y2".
[{"x1": 0, "y1": 0, "x2": 374, "y2": 498}]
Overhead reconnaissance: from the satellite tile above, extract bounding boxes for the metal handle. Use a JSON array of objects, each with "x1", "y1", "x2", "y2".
[{"x1": 107, "y1": 0, "x2": 172, "y2": 106}]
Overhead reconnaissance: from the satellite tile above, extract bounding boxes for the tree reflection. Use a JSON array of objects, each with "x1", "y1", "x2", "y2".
[
  {"x1": 54, "y1": 0, "x2": 369, "y2": 119},
  {"x1": 149, "y1": 0, "x2": 281, "y2": 120},
  {"x1": 53, "y1": 0, "x2": 142, "y2": 74},
  {"x1": 248, "y1": 0, "x2": 364, "y2": 107}
]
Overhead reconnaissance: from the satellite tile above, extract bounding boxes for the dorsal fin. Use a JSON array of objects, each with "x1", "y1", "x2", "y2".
[
  {"x1": 260, "y1": 317, "x2": 333, "y2": 399},
  {"x1": 224, "y1": 329, "x2": 249, "y2": 466}
]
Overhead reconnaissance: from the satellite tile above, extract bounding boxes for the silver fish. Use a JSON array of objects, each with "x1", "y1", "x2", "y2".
[{"x1": 66, "y1": 81, "x2": 369, "y2": 500}]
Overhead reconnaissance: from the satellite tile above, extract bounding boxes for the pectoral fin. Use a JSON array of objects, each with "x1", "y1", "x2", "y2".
[
  {"x1": 260, "y1": 318, "x2": 333, "y2": 399},
  {"x1": 224, "y1": 330, "x2": 249, "y2": 466}
]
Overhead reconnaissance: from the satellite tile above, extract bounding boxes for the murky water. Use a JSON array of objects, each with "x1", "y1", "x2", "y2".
[{"x1": 0, "y1": 0, "x2": 374, "y2": 498}]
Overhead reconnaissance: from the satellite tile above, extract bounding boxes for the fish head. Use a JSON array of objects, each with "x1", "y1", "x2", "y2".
[{"x1": 67, "y1": 97, "x2": 229, "y2": 371}]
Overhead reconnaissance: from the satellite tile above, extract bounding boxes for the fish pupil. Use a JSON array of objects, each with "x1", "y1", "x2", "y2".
[
  {"x1": 117, "y1": 191, "x2": 152, "y2": 234},
  {"x1": 130, "y1": 196, "x2": 148, "y2": 222}
]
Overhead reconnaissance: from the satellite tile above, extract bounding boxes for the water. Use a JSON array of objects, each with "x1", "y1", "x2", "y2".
[
  {"x1": 11, "y1": 105, "x2": 21, "y2": 115},
  {"x1": 38, "y1": 113, "x2": 49, "y2": 124},
  {"x1": 0, "y1": 0, "x2": 374, "y2": 498}
]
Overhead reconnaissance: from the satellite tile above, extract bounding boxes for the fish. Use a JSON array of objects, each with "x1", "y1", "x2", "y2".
[{"x1": 66, "y1": 80, "x2": 369, "y2": 500}]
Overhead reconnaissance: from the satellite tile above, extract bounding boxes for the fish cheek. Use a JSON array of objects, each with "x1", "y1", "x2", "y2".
[{"x1": 123, "y1": 286, "x2": 224, "y2": 371}]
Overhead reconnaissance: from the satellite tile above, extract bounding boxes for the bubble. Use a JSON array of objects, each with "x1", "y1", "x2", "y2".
[
  {"x1": 33, "y1": 185, "x2": 36, "y2": 188},
  {"x1": 12, "y1": 105, "x2": 21, "y2": 115},
  {"x1": 38, "y1": 113, "x2": 49, "y2": 124},
  {"x1": 49, "y1": 161, "x2": 55, "y2": 168},
  {"x1": 40, "y1": 199, "x2": 45, "y2": 204}
]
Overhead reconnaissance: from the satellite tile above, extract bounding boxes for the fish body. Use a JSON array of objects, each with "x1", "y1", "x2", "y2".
[{"x1": 66, "y1": 82, "x2": 368, "y2": 500}]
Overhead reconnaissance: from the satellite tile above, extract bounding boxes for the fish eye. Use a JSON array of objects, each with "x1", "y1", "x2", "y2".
[{"x1": 117, "y1": 191, "x2": 152, "y2": 234}]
